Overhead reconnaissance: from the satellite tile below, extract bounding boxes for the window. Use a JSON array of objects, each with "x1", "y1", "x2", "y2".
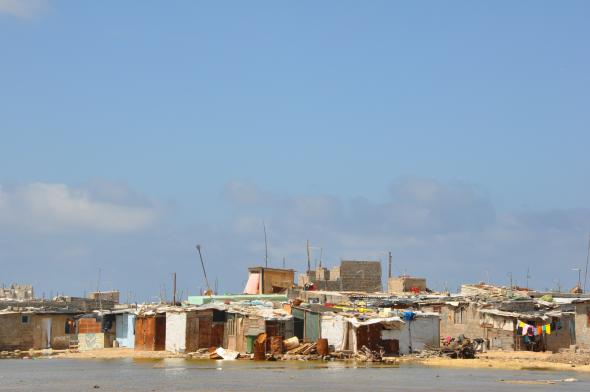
[
  {"x1": 20, "y1": 315, "x2": 30, "y2": 325},
  {"x1": 454, "y1": 308, "x2": 465, "y2": 324},
  {"x1": 433, "y1": 306, "x2": 442, "y2": 313}
]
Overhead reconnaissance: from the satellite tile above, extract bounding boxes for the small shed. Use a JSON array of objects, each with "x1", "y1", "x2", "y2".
[
  {"x1": 0, "y1": 310, "x2": 78, "y2": 350},
  {"x1": 345, "y1": 312, "x2": 440, "y2": 356},
  {"x1": 224, "y1": 304, "x2": 293, "y2": 353},
  {"x1": 165, "y1": 308, "x2": 199, "y2": 353},
  {"x1": 134, "y1": 312, "x2": 166, "y2": 351},
  {"x1": 115, "y1": 311, "x2": 136, "y2": 348}
]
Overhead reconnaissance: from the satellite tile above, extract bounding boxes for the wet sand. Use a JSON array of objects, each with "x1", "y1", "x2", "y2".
[{"x1": 41, "y1": 348, "x2": 590, "y2": 373}]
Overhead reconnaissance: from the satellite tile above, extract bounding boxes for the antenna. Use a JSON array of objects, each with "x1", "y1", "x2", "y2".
[
  {"x1": 319, "y1": 248, "x2": 323, "y2": 268},
  {"x1": 263, "y1": 221, "x2": 269, "y2": 267},
  {"x1": 196, "y1": 245, "x2": 212, "y2": 296},
  {"x1": 282, "y1": 256, "x2": 286, "y2": 269},
  {"x1": 525, "y1": 267, "x2": 531, "y2": 290}
]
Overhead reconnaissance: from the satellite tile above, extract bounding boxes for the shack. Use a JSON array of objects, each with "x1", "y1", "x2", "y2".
[
  {"x1": 166, "y1": 308, "x2": 199, "y2": 353},
  {"x1": 224, "y1": 303, "x2": 293, "y2": 353},
  {"x1": 134, "y1": 311, "x2": 166, "y2": 351},
  {"x1": 114, "y1": 310, "x2": 136, "y2": 348},
  {"x1": 0, "y1": 310, "x2": 77, "y2": 350},
  {"x1": 345, "y1": 312, "x2": 440, "y2": 355},
  {"x1": 479, "y1": 308, "x2": 575, "y2": 353},
  {"x1": 244, "y1": 267, "x2": 295, "y2": 294}
]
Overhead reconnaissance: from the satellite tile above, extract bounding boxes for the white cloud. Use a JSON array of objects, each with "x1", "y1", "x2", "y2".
[
  {"x1": 0, "y1": 182, "x2": 158, "y2": 233},
  {"x1": 0, "y1": 0, "x2": 48, "y2": 19}
]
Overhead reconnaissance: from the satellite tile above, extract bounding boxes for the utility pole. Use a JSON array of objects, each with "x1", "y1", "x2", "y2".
[
  {"x1": 306, "y1": 240, "x2": 311, "y2": 273},
  {"x1": 525, "y1": 267, "x2": 531, "y2": 290},
  {"x1": 263, "y1": 221, "x2": 269, "y2": 268},
  {"x1": 584, "y1": 235, "x2": 590, "y2": 293},
  {"x1": 196, "y1": 244, "x2": 212, "y2": 296},
  {"x1": 388, "y1": 251, "x2": 392, "y2": 279},
  {"x1": 172, "y1": 272, "x2": 177, "y2": 305},
  {"x1": 283, "y1": 256, "x2": 286, "y2": 269}
]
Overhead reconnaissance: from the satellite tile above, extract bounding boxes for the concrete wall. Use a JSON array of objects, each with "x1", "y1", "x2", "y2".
[
  {"x1": 575, "y1": 302, "x2": 590, "y2": 349},
  {"x1": 78, "y1": 333, "x2": 106, "y2": 350},
  {"x1": 260, "y1": 269, "x2": 295, "y2": 294},
  {"x1": 545, "y1": 315, "x2": 575, "y2": 353},
  {"x1": 0, "y1": 313, "x2": 34, "y2": 350},
  {"x1": 339, "y1": 260, "x2": 382, "y2": 292},
  {"x1": 388, "y1": 277, "x2": 427, "y2": 293},
  {"x1": 435, "y1": 303, "x2": 483, "y2": 339}
]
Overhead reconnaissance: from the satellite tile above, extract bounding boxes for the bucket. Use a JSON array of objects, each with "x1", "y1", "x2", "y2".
[{"x1": 316, "y1": 338, "x2": 329, "y2": 356}]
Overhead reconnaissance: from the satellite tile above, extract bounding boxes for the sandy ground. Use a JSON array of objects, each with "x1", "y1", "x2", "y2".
[
  {"x1": 27, "y1": 348, "x2": 590, "y2": 373},
  {"x1": 52, "y1": 348, "x2": 184, "y2": 359},
  {"x1": 401, "y1": 350, "x2": 590, "y2": 372}
]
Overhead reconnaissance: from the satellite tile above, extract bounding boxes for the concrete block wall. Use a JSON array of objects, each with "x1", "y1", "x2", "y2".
[{"x1": 339, "y1": 260, "x2": 382, "y2": 292}]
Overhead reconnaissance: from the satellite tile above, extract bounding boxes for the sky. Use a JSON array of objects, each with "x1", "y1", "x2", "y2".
[{"x1": 1, "y1": 0, "x2": 589, "y2": 301}]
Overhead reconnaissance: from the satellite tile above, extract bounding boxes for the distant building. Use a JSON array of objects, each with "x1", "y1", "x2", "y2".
[
  {"x1": 299, "y1": 260, "x2": 382, "y2": 293},
  {"x1": 388, "y1": 276, "x2": 427, "y2": 294},
  {"x1": 88, "y1": 291, "x2": 120, "y2": 304},
  {"x1": 243, "y1": 267, "x2": 295, "y2": 294},
  {"x1": 0, "y1": 284, "x2": 34, "y2": 301}
]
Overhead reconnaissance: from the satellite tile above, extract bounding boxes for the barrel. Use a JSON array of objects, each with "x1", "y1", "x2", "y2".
[
  {"x1": 316, "y1": 338, "x2": 329, "y2": 356},
  {"x1": 270, "y1": 336, "x2": 283, "y2": 354},
  {"x1": 253, "y1": 342, "x2": 266, "y2": 360}
]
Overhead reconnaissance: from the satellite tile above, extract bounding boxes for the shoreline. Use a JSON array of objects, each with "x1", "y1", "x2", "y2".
[{"x1": 4, "y1": 348, "x2": 589, "y2": 373}]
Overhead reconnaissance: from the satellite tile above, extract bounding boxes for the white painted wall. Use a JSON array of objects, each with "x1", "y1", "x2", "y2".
[
  {"x1": 321, "y1": 314, "x2": 347, "y2": 351},
  {"x1": 165, "y1": 312, "x2": 187, "y2": 353}
]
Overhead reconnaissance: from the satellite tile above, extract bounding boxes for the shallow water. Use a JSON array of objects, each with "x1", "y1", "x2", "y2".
[{"x1": 0, "y1": 358, "x2": 589, "y2": 391}]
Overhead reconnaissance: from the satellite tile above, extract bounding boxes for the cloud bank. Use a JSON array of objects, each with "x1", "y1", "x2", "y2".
[
  {"x1": 1, "y1": 178, "x2": 589, "y2": 299},
  {"x1": 0, "y1": 0, "x2": 48, "y2": 19},
  {"x1": 0, "y1": 182, "x2": 158, "y2": 233}
]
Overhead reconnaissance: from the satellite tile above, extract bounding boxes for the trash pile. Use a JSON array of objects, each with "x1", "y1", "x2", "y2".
[{"x1": 417, "y1": 336, "x2": 479, "y2": 359}]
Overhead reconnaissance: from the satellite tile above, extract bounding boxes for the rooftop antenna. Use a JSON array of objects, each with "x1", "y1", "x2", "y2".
[
  {"x1": 319, "y1": 248, "x2": 323, "y2": 268},
  {"x1": 584, "y1": 235, "x2": 590, "y2": 293},
  {"x1": 263, "y1": 221, "x2": 269, "y2": 268},
  {"x1": 172, "y1": 272, "x2": 177, "y2": 305},
  {"x1": 282, "y1": 256, "x2": 286, "y2": 269},
  {"x1": 525, "y1": 267, "x2": 531, "y2": 290},
  {"x1": 388, "y1": 251, "x2": 392, "y2": 279},
  {"x1": 196, "y1": 245, "x2": 212, "y2": 296}
]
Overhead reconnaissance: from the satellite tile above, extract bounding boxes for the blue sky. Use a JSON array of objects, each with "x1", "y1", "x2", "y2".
[{"x1": 1, "y1": 1, "x2": 589, "y2": 300}]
